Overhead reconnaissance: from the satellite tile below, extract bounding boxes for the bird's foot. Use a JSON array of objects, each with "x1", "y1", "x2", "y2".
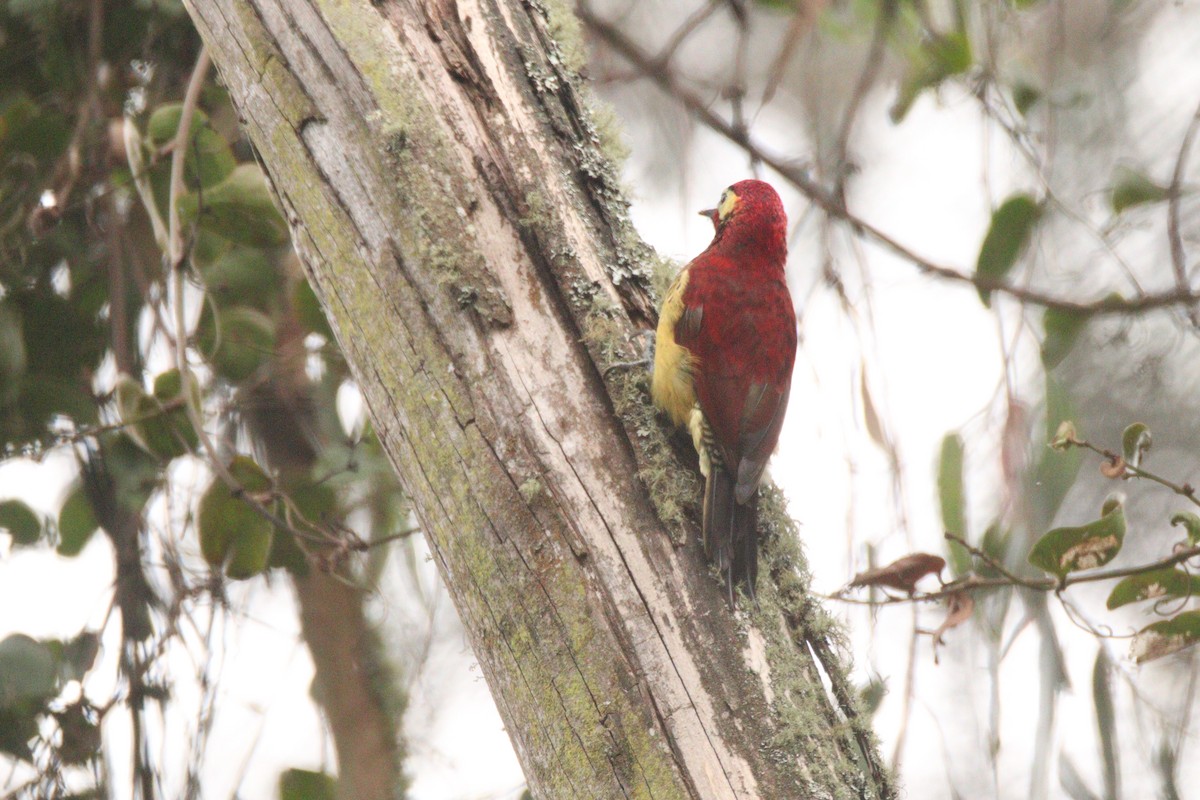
[{"x1": 602, "y1": 329, "x2": 655, "y2": 376}]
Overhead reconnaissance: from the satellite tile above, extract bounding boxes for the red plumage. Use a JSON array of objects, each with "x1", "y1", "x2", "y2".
[{"x1": 656, "y1": 179, "x2": 797, "y2": 603}]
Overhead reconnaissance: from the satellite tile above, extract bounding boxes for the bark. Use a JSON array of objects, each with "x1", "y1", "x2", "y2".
[{"x1": 181, "y1": 0, "x2": 893, "y2": 797}]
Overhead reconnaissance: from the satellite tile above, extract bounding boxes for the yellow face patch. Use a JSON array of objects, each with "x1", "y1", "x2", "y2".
[{"x1": 717, "y1": 189, "x2": 740, "y2": 222}]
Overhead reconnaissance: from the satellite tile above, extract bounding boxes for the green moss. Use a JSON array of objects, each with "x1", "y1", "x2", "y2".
[
  {"x1": 307, "y1": 0, "x2": 512, "y2": 328},
  {"x1": 650, "y1": 253, "x2": 683, "y2": 302},
  {"x1": 539, "y1": 0, "x2": 589, "y2": 75},
  {"x1": 518, "y1": 188, "x2": 551, "y2": 230},
  {"x1": 213, "y1": 0, "x2": 888, "y2": 793},
  {"x1": 752, "y1": 486, "x2": 897, "y2": 799},
  {"x1": 519, "y1": 477, "x2": 544, "y2": 503},
  {"x1": 587, "y1": 96, "x2": 632, "y2": 170}
]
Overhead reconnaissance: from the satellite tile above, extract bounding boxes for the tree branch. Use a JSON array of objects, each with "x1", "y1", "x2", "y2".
[
  {"x1": 1167, "y1": 99, "x2": 1200, "y2": 327},
  {"x1": 579, "y1": 7, "x2": 1200, "y2": 317}
]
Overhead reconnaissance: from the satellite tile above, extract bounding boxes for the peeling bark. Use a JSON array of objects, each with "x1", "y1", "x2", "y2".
[{"x1": 181, "y1": 0, "x2": 893, "y2": 797}]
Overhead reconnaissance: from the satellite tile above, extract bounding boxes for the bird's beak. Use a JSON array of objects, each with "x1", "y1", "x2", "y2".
[{"x1": 699, "y1": 208, "x2": 718, "y2": 223}]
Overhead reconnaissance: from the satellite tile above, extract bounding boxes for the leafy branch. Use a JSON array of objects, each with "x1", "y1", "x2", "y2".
[{"x1": 836, "y1": 422, "x2": 1200, "y2": 664}]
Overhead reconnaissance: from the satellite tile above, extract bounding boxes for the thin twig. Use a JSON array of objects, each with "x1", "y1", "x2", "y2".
[
  {"x1": 123, "y1": 119, "x2": 169, "y2": 251},
  {"x1": 653, "y1": 0, "x2": 721, "y2": 69},
  {"x1": 158, "y1": 50, "x2": 361, "y2": 569},
  {"x1": 828, "y1": 543, "x2": 1200, "y2": 607},
  {"x1": 579, "y1": 9, "x2": 1200, "y2": 317},
  {"x1": 944, "y1": 532, "x2": 1044, "y2": 590},
  {"x1": 1167, "y1": 100, "x2": 1200, "y2": 328},
  {"x1": 832, "y1": 0, "x2": 896, "y2": 206},
  {"x1": 759, "y1": 1, "x2": 820, "y2": 108},
  {"x1": 167, "y1": 49, "x2": 209, "y2": 271},
  {"x1": 1072, "y1": 439, "x2": 1200, "y2": 509},
  {"x1": 161, "y1": 50, "x2": 301, "y2": 544}
]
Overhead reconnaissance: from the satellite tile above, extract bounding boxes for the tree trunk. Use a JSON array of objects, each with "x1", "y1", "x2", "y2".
[{"x1": 182, "y1": 1, "x2": 893, "y2": 797}]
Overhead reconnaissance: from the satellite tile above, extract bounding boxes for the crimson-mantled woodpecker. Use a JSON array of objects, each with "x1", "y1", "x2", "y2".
[{"x1": 651, "y1": 179, "x2": 797, "y2": 604}]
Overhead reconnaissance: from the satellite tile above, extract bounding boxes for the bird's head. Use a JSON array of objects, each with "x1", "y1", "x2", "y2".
[{"x1": 700, "y1": 179, "x2": 787, "y2": 259}]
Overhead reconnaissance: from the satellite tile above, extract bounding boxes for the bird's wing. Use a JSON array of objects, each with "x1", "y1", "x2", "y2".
[{"x1": 733, "y1": 378, "x2": 791, "y2": 504}]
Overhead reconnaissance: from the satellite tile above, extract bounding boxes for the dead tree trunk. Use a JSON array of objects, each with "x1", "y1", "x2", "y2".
[{"x1": 182, "y1": 0, "x2": 893, "y2": 797}]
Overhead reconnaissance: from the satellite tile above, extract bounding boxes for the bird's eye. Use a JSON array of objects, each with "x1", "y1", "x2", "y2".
[{"x1": 717, "y1": 189, "x2": 739, "y2": 221}]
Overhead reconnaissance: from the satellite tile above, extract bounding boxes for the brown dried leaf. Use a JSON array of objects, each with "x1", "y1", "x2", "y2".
[
  {"x1": 1099, "y1": 456, "x2": 1127, "y2": 479},
  {"x1": 860, "y1": 365, "x2": 888, "y2": 451},
  {"x1": 850, "y1": 553, "x2": 946, "y2": 595},
  {"x1": 1001, "y1": 401, "x2": 1029, "y2": 498},
  {"x1": 930, "y1": 591, "x2": 975, "y2": 664}
]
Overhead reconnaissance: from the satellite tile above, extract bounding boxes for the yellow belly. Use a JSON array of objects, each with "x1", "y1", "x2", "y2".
[{"x1": 650, "y1": 267, "x2": 696, "y2": 427}]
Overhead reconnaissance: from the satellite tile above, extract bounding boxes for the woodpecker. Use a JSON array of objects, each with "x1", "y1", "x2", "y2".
[{"x1": 651, "y1": 180, "x2": 796, "y2": 604}]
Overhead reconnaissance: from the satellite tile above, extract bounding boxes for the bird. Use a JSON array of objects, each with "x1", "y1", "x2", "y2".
[{"x1": 651, "y1": 179, "x2": 797, "y2": 605}]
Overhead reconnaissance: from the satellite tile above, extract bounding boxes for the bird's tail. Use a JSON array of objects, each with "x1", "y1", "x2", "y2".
[{"x1": 702, "y1": 465, "x2": 759, "y2": 606}]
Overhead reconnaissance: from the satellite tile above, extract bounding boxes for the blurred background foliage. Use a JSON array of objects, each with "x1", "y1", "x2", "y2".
[
  {"x1": 0, "y1": 1, "x2": 417, "y2": 798},
  {"x1": 583, "y1": 0, "x2": 1200, "y2": 797},
  {"x1": 2, "y1": 0, "x2": 1200, "y2": 798}
]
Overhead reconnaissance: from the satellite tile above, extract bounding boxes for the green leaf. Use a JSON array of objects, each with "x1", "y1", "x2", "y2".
[
  {"x1": 1130, "y1": 610, "x2": 1200, "y2": 664},
  {"x1": 178, "y1": 163, "x2": 289, "y2": 248},
  {"x1": 279, "y1": 768, "x2": 338, "y2": 800},
  {"x1": 6, "y1": 0, "x2": 59, "y2": 28},
  {"x1": 152, "y1": 369, "x2": 182, "y2": 400},
  {"x1": 978, "y1": 522, "x2": 1012, "y2": 578},
  {"x1": 857, "y1": 677, "x2": 887, "y2": 718},
  {"x1": 293, "y1": 278, "x2": 334, "y2": 340},
  {"x1": 937, "y1": 433, "x2": 970, "y2": 576},
  {"x1": 0, "y1": 500, "x2": 41, "y2": 546},
  {"x1": 0, "y1": 707, "x2": 37, "y2": 761},
  {"x1": 1049, "y1": 420, "x2": 1077, "y2": 451},
  {"x1": 290, "y1": 480, "x2": 338, "y2": 526},
  {"x1": 890, "y1": 32, "x2": 973, "y2": 123},
  {"x1": 57, "y1": 486, "x2": 98, "y2": 557},
  {"x1": 225, "y1": 519, "x2": 274, "y2": 579},
  {"x1": 0, "y1": 303, "x2": 27, "y2": 405},
  {"x1": 197, "y1": 305, "x2": 277, "y2": 384},
  {"x1": 146, "y1": 103, "x2": 236, "y2": 188},
  {"x1": 267, "y1": 522, "x2": 309, "y2": 575},
  {"x1": 147, "y1": 369, "x2": 199, "y2": 456},
  {"x1": 0, "y1": 634, "x2": 57, "y2": 707},
  {"x1": 146, "y1": 103, "x2": 211, "y2": 145},
  {"x1": 133, "y1": 393, "x2": 191, "y2": 460},
  {"x1": 200, "y1": 248, "x2": 278, "y2": 310},
  {"x1": 1106, "y1": 567, "x2": 1200, "y2": 610},
  {"x1": 197, "y1": 456, "x2": 275, "y2": 579},
  {"x1": 59, "y1": 633, "x2": 99, "y2": 683},
  {"x1": 13, "y1": 285, "x2": 107, "y2": 382},
  {"x1": 1041, "y1": 307, "x2": 1087, "y2": 369},
  {"x1": 115, "y1": 374, "x2": 187, "y2": 459},
  {"x1": 153, "y1": 367, "x2": 200, "y2": 410},
  {"x1": 114, "y1": 374, "x2": 146, "y2": 424},
  {"x1": 102, "y1": 432, "x2": 163, "y2": 515},
  {"x1": 1110, "y1": 166, "x2": 1168, "y2": 214},
  {"x1": 1028, "y1": 500, "x2": 1125, "y2": 578},
  {"x1": 1029, "y1": 377, "x2": 1083, "y2": 530},
  {"x1": 1121, "y1": 422, "x2": 1151, "y2": 468},
  {"x1": 1171, "y1": 512, "x2": 1200, "y2": 545},
  {"x1": 15, "y1": 375, "x2": 98, "y2": 438},
  {"x1": 976, "y1": 194, "x2": 1043, "y2": 306},
  {"x1": 1012, "y1": 82, "x2": 1041, "y2": 115},
  {"x1": 0, "y1": 97, "x2": 70, "y2": 162}
]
